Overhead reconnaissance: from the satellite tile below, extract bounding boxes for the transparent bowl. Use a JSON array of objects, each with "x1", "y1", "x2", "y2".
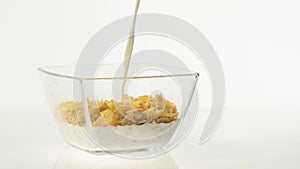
[{"x1": 39, "y1": 64, "x2": 199, "y2": 155}]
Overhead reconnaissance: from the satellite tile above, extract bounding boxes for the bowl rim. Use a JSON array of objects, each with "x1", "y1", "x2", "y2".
[{"x1": 38, "y1": 63, "x2": 199, "y2": 81}]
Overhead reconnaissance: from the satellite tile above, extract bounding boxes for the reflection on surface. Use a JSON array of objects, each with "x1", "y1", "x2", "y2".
[{"x1": 53, "y1": 146, "x2": 178, "y2": 169}]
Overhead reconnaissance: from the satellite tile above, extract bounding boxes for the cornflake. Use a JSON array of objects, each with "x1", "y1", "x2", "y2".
[{"x1": 59, "y1": 94, "x2": 179, "y2": 127}]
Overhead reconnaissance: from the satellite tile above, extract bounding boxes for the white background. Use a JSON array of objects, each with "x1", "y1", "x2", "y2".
[{"x1": 0, "y1": 0, "x2": 299, "y2": 168}]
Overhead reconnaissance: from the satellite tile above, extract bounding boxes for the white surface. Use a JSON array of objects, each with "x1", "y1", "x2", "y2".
[
  {"x1": 0, "y1": 107, "x2": 299, "y2": 168},
  {"x1": 1, "y1": 0, "x2": 300, "y2": 168}
]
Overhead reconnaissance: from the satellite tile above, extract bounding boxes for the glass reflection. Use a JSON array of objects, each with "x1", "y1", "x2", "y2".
[{"x1": 53, "y1": 146, "x2": 178, "y2": 169}]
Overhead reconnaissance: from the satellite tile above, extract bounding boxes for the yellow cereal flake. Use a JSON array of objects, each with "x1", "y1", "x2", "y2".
[
  {"x1": 137, "y1": 95, "x2": 149, "y2": 102},
  {"x1": 58, "y1": 95, "x2": 179, "y2": 127}
]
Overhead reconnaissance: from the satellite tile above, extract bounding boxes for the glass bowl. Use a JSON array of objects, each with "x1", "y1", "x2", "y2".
[{"x1": 39, "y1": 64, "x2": 199, "y2": 156}]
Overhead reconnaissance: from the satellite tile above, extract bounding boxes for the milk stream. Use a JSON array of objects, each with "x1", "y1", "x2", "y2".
[{"x1": 121, "y1": 0, "x2": 141, "y2": 101}]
